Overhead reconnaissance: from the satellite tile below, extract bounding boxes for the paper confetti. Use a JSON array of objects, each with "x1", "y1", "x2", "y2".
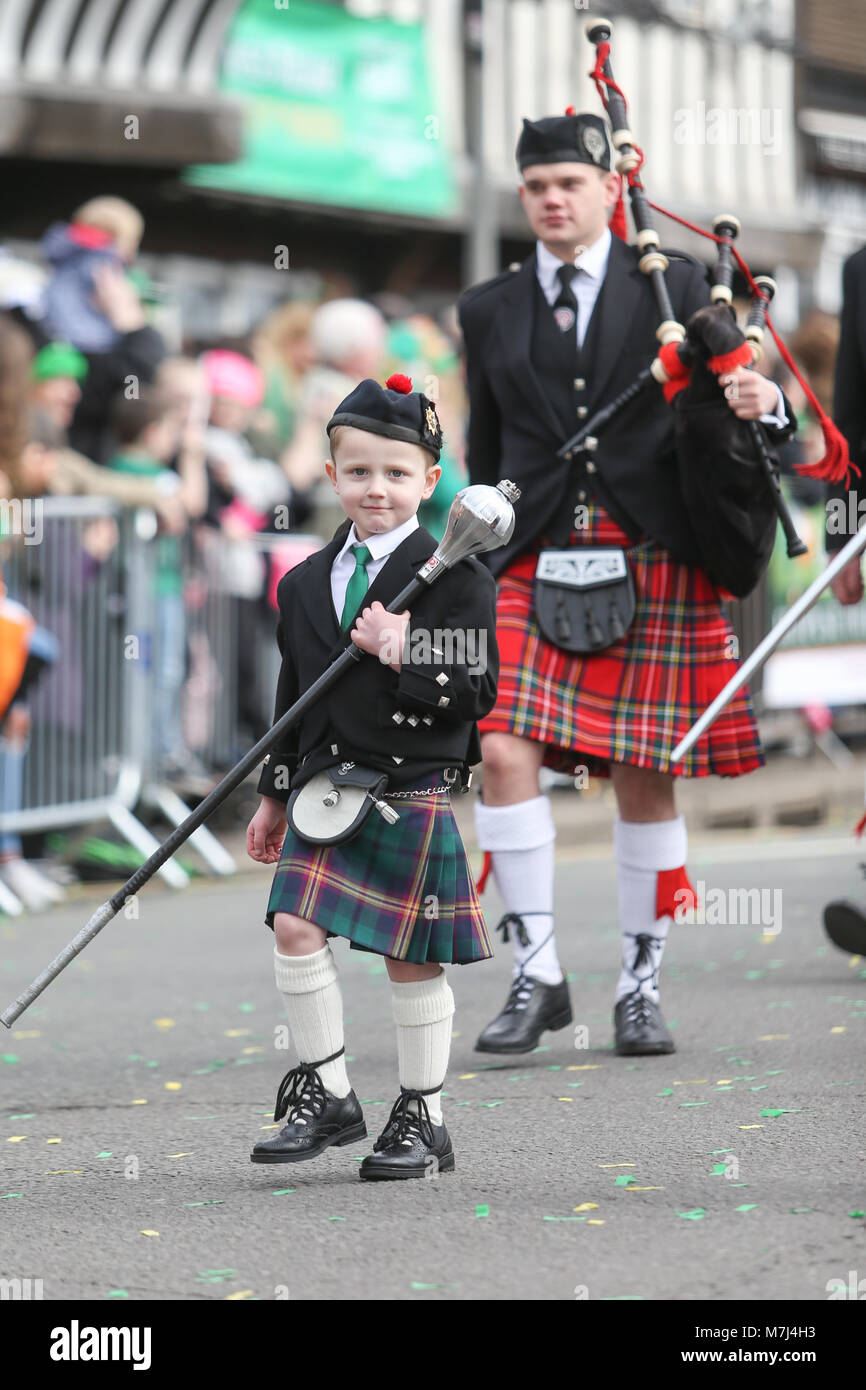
[
  {"x1": 140, "y1": 1230, "x2": 159, "y2": 1237},
  {"x1": 677, "y1": 1209, "x2": 706, "y2": 1220},
  {"x1": 615, "y1": 1175, "x2": 637, "y2": 1187},
  {"x1": 475, "y1": 1204, "x2": 489, "y2": 1218},
  {"x1": 6, "y1": 1137, "x2": 26, "y2": 1143},
  {"x1": 107, "y1": 1291, "x2": 129, "y2": 1299},
  {"x1": 573, "y1": 1203, "x2": 599, "y2": 1211},
  {"x1": 153, "y1": 1019, "x2": 175, "y2": 1030},
  {"x1": 735, "y1": 1204, "x2": 758, "y2": 1212}
]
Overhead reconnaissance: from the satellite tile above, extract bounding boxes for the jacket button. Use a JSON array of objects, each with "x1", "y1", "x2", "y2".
[
  {"x1": 422, "y1": 715, "x2": 434, "y2": 726},
  {"x1": 576, "y1": 406, "x2": 588, "y2": 418},
  {"x1": 438, "y1": 696, "x2": 450, "y2": 708},
  {"x1": 574, "y1": 377, "x2": 586, "y2": 390},
  {"x1": 576, "y1": 490, "x2": 587, "y2": 502},
  {"x1": 586, "y1": 460, "x2": 597, "y2": 474},
  {"x1": 407, "y1": 714, "x2": 420, "y2": 727},
  {"x1": 435, "y1": 672, "x2": 449, "y2": 687},
  {"x1": 392, "y1": 712, "x2": 406, "y2": 724}
]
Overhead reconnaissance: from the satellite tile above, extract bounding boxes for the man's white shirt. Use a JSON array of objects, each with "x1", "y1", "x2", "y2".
[{"x1": 535, "y1": 229, "x2": 788, "y2": 427}]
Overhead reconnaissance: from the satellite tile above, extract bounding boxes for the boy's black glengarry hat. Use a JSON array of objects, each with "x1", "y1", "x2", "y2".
[
  {"x1": 327, "y1": 374, "x2": 442, "y2": 461},
  {"x1": 516, "y1": 113, "x2": 611, "y2": 171}
]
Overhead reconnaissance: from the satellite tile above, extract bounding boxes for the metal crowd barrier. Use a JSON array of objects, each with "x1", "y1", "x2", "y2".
[{"x1": 0, "y1": 495, "x2": 324, "y2": 898}]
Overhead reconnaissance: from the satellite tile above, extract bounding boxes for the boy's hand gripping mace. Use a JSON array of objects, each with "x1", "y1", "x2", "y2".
[{"x1": 0, "y1": 481, "x2": 520, "y2": 1028}]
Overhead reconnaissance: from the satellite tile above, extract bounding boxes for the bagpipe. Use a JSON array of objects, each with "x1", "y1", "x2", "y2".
[{"x1": 557, "y1": 18, "x2": 857, "y2": 600}]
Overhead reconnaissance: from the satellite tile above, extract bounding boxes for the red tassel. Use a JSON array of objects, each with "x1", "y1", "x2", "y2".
[
  {"x1": 706, "y1": 342, "x2": 752, "y2": 376},
  {"x1": 662, "y1": 378, "x2": 690, "y2": 403},
  {"x1": 656, "y1": 865, "x2": 698, "y2": 921},
  {"x1": 609, "y1": 185, "x2": 627, "y2": 242},
  {"x1": 476, "y1": 850, "x2": 493, "y2": 894},
  {"x1": 794, "y1": 418, "x2": 860, "y2": 488},
  {"x1": 854, "y1": 811, "x2": 866, "y2": 838}
]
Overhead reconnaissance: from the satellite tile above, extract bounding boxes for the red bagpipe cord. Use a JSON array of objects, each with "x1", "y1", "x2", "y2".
[
  {"x1": 656, "y1": 865, "x2": 698, "y2": 921},
  {"x1": 854, "y1": 810, "x2": 866, "y2": 838},
  {"x1": 587, "y1": 44, "x2": 856, "y2": 490}
]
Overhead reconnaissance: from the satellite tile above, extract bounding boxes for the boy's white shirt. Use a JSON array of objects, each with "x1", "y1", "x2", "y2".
[{"x1": 330, "y1": 513, "x2": 420, "y2": 619}]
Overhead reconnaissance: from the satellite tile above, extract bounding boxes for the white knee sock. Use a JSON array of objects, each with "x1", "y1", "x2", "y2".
[
  {"x1": 474, "y1": 796, "x2": 564, "y2": 986},
  {"x1": 390, "y1": 970, "x2": 455, "y2": 1126},
  {"x1": 273, "y1": 944, "x2": 351, "y2": 1098},
  {"x1": 614, "y1": 815, "x2": 690, "y2": 1003}
]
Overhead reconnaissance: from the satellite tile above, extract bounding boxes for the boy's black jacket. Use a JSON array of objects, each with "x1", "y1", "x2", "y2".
[{"x1": 256, "y1": 520, "x2": 499, "y2": 802}]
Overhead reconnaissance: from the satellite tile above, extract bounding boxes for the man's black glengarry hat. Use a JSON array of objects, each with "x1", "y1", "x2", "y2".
[
  {"x1": 516, "y1": 113, "x2": 612, "y2": 171},
  {"x1": 327, "y1": 374, "x2": 442, "y2": 461}
]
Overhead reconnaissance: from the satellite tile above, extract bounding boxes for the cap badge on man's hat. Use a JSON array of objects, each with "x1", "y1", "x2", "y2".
[{"x1": 582, "y1": 125, "x2": 608, "y2": 165}]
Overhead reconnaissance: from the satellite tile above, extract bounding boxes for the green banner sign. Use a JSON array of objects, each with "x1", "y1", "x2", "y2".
[{"x1": 185, "y1": 0, "x2": 455, "y2": 217}]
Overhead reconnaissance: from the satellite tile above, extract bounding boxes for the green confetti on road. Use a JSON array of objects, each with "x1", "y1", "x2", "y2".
[
  {"x1": 711, "y1": 1164, "x2": 727, "y2": 1175},
  {"x1": 96, "y1": 1152, "x2": 112, "y2": 1158},
  {"x1": 2, "y1": 1055, "x2": 19, "y2": 1064},
  {"x1": 107, "y1": 1290, "x2": 129, "y2": 1298},
  {"x1": 760, "y1": 1108, "x2": 802, "y2": 1117},
  {"x1": 615, "y1": 1175, "x2": 637, "y2": 1187},
  {"x1": 185, "y1": 1201, "x2": 225, "y2": 1207},
  {"x1": 677, "y1": 1209, "x2": 706, "y2": 1220},
  {"x1": 735, "y1": 1204, "x2": 758, "y2": 1212},
  {"x1": 479, "y1": 1102, "x2": 503, "y2": 1108},
  {"x1": 273, "y1": 1189, "x2": 296, "y2": 1195},
  {"x1": 411, "y1": 1281, "x2": 459, "y2": 1290},
  {"x1": 790, "y1": 1208, "x2": 812, "y2": 1214},
  {"x1": 680, "y1": 1102, "x2": 709, "y2": 1107},
  {"x1": 475, "y1": 1204, "x2": 489, "y2": 1217},
  {"x1": 8, "y1": 1114, "x2": 35, "y2": 1120},
  {"x1": 1, "y1": 1193, "x2": 23, "y2": 1199},
  {"x1": 237, "y1": 1003, "x2": 255, "y2": 1012},
  {"x1": 849, "y1": 1210, "x2": 865, "y2": 1218},
  {"x1": 327, "y1": 1217, "x2": 346, "y2": 1222},
  {"x1": 658, "y1": 1088, "x2": 674, "y2": 1096}
]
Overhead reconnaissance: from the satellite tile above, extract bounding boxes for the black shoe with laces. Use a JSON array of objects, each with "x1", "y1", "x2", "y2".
[
  {"x1": 359, "y1": 1087, "x2": 454, "y2": 1180},
  {"x1": 474, "y1": 912, "x2": 573, "y2": 1054},
  {"x1": 613, "y1": 990, "x2": 675, "y2": 1055},
  {"x1": 250, "y1": 1048, "x2": 366, "y2": 1163}
]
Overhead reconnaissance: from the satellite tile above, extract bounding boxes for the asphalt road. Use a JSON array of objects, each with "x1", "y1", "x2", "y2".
[{"x1": 1, "y1": 826, "x2": 864, "y2": 1303}]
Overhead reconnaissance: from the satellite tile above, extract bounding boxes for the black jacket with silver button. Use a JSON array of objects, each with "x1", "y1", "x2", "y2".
[{"x1": 256, "y1": 519, "x2": 499, "y2": 802}]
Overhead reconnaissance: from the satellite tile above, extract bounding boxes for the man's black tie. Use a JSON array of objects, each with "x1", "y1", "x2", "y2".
[{"x1": 553, "y1": 263, "x2": 579, "y2": 332}]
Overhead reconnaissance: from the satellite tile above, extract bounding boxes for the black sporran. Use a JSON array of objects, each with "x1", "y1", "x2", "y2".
[{"x1": 532, "y1": 546, "x2": 636, "y2": 653}]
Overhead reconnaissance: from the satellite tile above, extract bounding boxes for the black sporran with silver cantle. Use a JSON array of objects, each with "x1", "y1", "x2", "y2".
[
  {"x1": 532, "y1": 546, "x2": 636, "y2": 653},
  {"x1": 287, "y1": 763, "x2": 400, "y2": 846}
]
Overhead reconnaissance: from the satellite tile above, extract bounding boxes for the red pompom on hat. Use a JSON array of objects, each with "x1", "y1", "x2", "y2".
[{"x1": 385, "y1": 373, "x2": 413, "y2": 394}]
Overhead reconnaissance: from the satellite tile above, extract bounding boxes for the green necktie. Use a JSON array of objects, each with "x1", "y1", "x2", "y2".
[{"x1": 340, "y1": 542, "x2": 372, "y2": 631}]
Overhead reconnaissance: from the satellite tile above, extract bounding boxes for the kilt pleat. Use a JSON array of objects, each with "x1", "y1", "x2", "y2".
[
  {"x1": 265, "y1": 786, "x2": 492, "y2": 965},
  {"x1": 479, "y1": 503, "x2": 763, "y2": 779}
]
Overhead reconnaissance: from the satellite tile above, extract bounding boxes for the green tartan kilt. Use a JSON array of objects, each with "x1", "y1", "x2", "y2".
[{"x1": 264, "y1": 784, "x2": 492, "y2": 965}]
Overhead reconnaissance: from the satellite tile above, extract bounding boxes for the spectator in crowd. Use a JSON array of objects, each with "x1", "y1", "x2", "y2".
[
  {"x1": 25, "y1": 341, "x2": 190, "y2": 525},
  {"x1": 0, "y1": 407, "x2": 65, "y2": 911},
  {"x1": 280, "y1": 298, "x2": 387, "y2": 497},
  {"x1": 251, "y1": 301, "x2": 316, "y2": 459},
  {"x1": 197, "y1": 349, "x2": 292, "y2": 752},
  {"x1": 106, "y1": 388, "x2": 193, "y2": 775},
  {"x1": 34, "y1": 197, "x2": 166, "y2": 464}
]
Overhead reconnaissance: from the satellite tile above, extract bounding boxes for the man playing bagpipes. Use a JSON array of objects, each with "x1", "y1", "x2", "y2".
[{"x1": 457, "y1": 61, "x2": 802, "y2": 1057}]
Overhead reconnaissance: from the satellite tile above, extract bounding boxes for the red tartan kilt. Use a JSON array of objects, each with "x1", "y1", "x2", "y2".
[{"x1": 480, "y1": 504, "x2": 763, "y2": 778}]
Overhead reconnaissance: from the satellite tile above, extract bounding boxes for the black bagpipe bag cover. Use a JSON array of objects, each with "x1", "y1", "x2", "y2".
[{"x1": 672, "y1": 304, "x2": 779, "y2": 599}]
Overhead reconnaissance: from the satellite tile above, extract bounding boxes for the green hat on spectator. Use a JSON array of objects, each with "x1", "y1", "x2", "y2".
[{"x1": 32, "y1": 342, "x2": 89, "y2": 382}]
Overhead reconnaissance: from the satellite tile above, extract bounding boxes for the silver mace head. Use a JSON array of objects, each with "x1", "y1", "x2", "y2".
[{"x1": 419, "y1": 480, "x2": 520, "y2": 580}]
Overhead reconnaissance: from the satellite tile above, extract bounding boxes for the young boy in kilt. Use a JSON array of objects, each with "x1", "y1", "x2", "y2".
[
  {"x1": 246, "y1": 374, "x2": 498, "y2": 1178},
  {"x1": 458, "y1": 112, "x2": 795, "y2": 1057}
]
